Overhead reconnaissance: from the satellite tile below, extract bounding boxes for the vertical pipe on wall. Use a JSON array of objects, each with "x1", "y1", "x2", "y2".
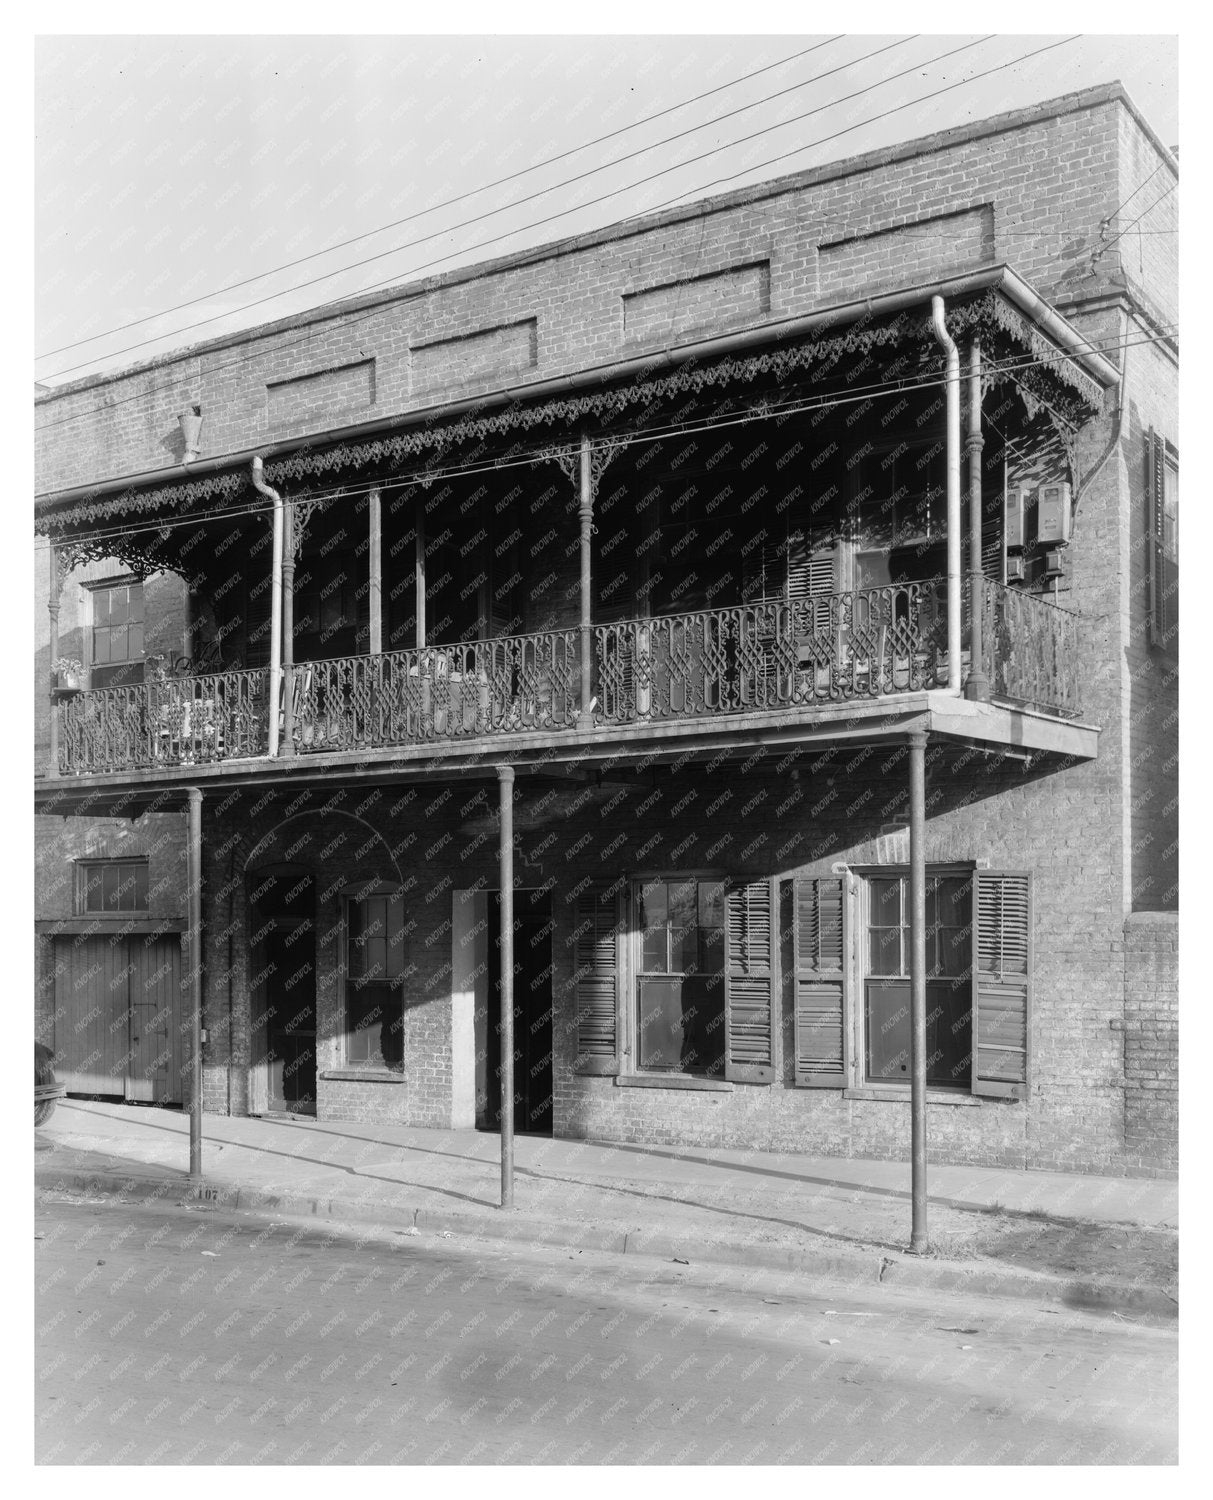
[
  {"x1": 930, "y1": 297, "x2": 963, "y2": 691},
  {"x1": 369, "y1": 486, "x2": 383, "y2": 656},
  {"x1": 964, "y1": 338, "x2": 990, "y2": 701},
  {"x1": 908, "y1": 729, "x2": 928, "y2": 1254},
  {"x1": 251, "y1": 457, "x2": 284, "y2": 756},
  {"x1": 497, "y1": 764, "x2": 515, "y2": 1208},
  {"x1": 578, "y1": 435, "x2": 595, "y2": 730},
  {"x1": 47, "y1": 543, "x2": 60, "y2": 779},
  {"x1": 186, "y1": 785, "x2": 204, "y2": 1181},
  {"x1": 281, "y1": 506, "x2": 296, "y2": 757}
]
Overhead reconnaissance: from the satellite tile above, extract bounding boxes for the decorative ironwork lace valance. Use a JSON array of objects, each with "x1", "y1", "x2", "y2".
[{"x1": 36, "y1": 290, "x2": 1105, "y2": 536}]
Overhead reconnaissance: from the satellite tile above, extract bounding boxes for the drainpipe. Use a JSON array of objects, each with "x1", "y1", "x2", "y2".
[
  {"x1": 964, "y1": 338, "x2": 990, "y2": 701},
  {"x1": 930, "y1": 297, "x2": 963, "y2": 693},
  {"x1": 251, "y1": 457, "x2": 284, "y2": 757}
]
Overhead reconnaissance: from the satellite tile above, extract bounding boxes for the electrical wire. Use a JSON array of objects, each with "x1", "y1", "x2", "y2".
[
  {"x1": 40, "y1": 33, "x2": 971, "y2": 383},
  {"x1": 34, "y1": 36, "x2": 1096, "y2": 431},
  {"x1": 33, "y1": 323, "x2": 1178, "y2": 559},
  {"x1": 35, "y1": 36, "x2": 849, "y2": 363}
]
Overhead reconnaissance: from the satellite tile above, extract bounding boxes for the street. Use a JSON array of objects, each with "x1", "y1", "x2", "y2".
[{"x1": 35, "y1": 1191, "x2": 1177, "y2": 1465}]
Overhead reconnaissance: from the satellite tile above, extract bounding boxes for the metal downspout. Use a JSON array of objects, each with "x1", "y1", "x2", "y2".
[
  {"x1": 931, "y1": 296, "x2": 963, "y2": 693},
  {"x1": 251, "y1": 457, "x2": 284, "y2": 756}
]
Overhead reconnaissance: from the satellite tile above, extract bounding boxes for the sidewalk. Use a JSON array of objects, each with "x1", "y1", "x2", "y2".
[{"x1": 34, "y1": 1100, "x2": 1178, "y2": 1318}]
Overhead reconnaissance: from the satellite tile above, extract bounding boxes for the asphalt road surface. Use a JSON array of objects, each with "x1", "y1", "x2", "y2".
[{"x1": 35, "y1": 1190, "x2": 1177, "y2": 1465}]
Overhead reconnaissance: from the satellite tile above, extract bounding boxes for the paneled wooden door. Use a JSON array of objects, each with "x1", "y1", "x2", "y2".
[{"x1": 54, "y1": 934, "x2": 184, "y2": 1104}]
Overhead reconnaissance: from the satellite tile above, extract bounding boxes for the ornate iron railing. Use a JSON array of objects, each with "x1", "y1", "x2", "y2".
[
  {"x1": 54, "y1": 581, "x2": 1081, "y2": 774},
  {"x1": 974, "y1": 577, "x2": 1081, "y2": 717},
  {"x1": 57, "y1": 668, "x2": 269, "y2": 774},
  {"x1": 594, "y1": 581, "x2": 948, "y2": 723},
  {"x1": 291, "y1": 628, "x2": 581, "y2": 752}
]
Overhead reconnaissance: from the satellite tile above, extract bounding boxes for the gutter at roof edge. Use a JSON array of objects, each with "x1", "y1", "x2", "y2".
[{"x1": 35, "y1": 265, "x2": 1119, "y2": 512}]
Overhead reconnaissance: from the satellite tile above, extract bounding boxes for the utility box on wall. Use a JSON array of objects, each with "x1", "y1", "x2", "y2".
[
  {"x1": 1005, "y1": 486, "x2": 1028, "y2": 550},
  {"x1": 1037, "y1": 482, "x2": 1072, "y2": 545}
]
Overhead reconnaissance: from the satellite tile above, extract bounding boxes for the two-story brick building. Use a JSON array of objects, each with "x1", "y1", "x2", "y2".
[{"x1": 35, "y1": 82, "x2": 1177, "y2": 1180}]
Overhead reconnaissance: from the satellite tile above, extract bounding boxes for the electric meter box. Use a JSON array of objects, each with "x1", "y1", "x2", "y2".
[
  {"x1": 1006, "y1": 555, "x2": 1026, "y2": 583},
  {"x1": 1037, "y1": 482, "x2": 1072, "y2": 545},
  {"x1": 1004, "y1": 486, "x2": 1028, "y2": 550}
]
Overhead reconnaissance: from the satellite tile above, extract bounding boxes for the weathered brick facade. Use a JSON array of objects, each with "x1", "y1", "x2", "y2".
[{"x1": 35, "y1": 83, "x2": 1178, "y2": 1173}]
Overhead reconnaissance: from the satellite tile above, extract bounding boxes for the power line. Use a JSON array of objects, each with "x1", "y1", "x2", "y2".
[
  {"x1": 40, "y1": 33, "x2": 951, "y2": 382},
  {"x1": 36, "y1": 36, "x2": 849, "y2": 364},
  {"x1": 653, "y1": 36, "x2": 1082, "y2": 213},
  {"x1": 34, "y1": 323, "x2": 1178, "y2": 556},
  {"x1": 33, "y1": 34, "x2": 1065, "y2": 429},
  {"x1": 1093, "y1": 184, "x2": 1177, "y2": 265}
]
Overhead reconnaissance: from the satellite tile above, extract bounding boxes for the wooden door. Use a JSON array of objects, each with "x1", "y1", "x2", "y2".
[
  {"x1": 125, "y1": 938, "x2": 183, "y2": 1104},
  {"x1": 54, "y1": 935, "x2": 126, "y2": 1096}
]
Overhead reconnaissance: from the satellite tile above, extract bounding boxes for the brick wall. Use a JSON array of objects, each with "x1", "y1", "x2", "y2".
[
  {"x1": 37, "y1": 88, "x2": 1142, "y2": 496},
  {"x1": 1122, "y1": 912, "x2": 1178, "y2": 1166}
]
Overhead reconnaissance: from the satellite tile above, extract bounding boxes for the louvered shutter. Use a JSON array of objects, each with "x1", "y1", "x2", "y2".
[
  {"x1": 724, "y1": 879, "x2": 774, "y2": 1082},
  {"x1": 574, "y1": 890, "x2": 619, "y2": 1075},
  {"x1": 788, "y1": 545, "x2": 835, "y2": 632},
  {"x1": 971, "y1": 871, "x2": 1031, "y2": 1099},
  {"x1": 792, "y1": 876, "x2": 848, "y2": 1087}
]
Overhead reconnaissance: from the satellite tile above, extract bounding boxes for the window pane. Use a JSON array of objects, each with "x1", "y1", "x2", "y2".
[
  {"x1": 127, "y1": 622, "x2": 143, "y2": 659},
  {"x1": 638, "y1": 973, "x2": 724, "y2": 1077},
  {"x1": 102, "y1": 865, "x2": 120, "y2": 910},
  {"x1": 869, "y1": 926, "x2": 902, "y2": 976},
  {"x1": 698, "y1": 881, "x2": 724, "y2": 930},
  {"x1": 698, "y1": 921, "x2": 725, "y2": 975},
  {"x1": 93, "y1": 631, "x2": 111, "y2": 664},
  {"x1": 640, "y1": 882, "x2": 668, "y2": 972},
  {"x1": 870, "y1": 879, "x2": 902, "y2": 927},
  {"x1": 132, "y1": 864, "x2": 148, "y2": 910},
  {"x1": 386, "y1": 893, "x2": 405, "y2": 979},
  {"x1": 127, "y1": 586, "x2": 144, "y2": 623}
]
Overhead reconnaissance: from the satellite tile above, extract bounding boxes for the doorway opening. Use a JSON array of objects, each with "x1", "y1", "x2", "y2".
[
  {"x1": 481, "y1": 889, "x2": 553, "y2": 1137},
  {"x1": 249, "y1": 866, "x2": 317, "y2": 1116}
]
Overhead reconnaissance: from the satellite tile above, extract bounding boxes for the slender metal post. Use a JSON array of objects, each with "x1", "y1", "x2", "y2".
[
  {"x1": 497, "y1": 764, "x2": 515, "y2": 1208},
  {"x1": 577, "y1": 435, "x2": 595, "y2": 730},
  {"x1": 47, "y1": 543, "x2": 61, "y2": 779},
  {"x1": 368, "y1": 486, "x2": 382, "y2": 656},
  {"x1": 930, "y1": 297, "x2": 963, "y2": 692},
  {"x1": 415, "y1": 505, "x2": 427, "y2": 649},
  {"x1": 908, "y1": 730, "x2": 928, "y2": 1254},
  {"x1": 964, "y1": 338, "x2": 990, "y2": 701},
  {"x1": 186, "y1": 786, "x2": 204, "y2": 1181},
  {"x1": 281, "y1": 507, "x2": 296, "y2": 757}
]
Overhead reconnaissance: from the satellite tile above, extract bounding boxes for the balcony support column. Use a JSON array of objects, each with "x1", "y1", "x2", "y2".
[
  {"x1": 907, "y1": 729, "x2": 929, "y2": 1255},
  {"x1": 578, "y1": 436, "x2": 595, "y2": 731},
  {"x1": 964, "y1": 339, "x2": 990, "y2": 701},
  {"x1": 369, "y1": 486, "x2": 382, "y2": 656},
  {"x1": 415, "y1": 505, "x2": 426, "y2": 649},
  {"x1": 47, "y1": 542, "x2": 61, "y2": 779},
  {"x1": 930, "y1": 297, "x2": 963, "y2": 692},
  {"x1": 497, "y1": 764, "x2": 515, "y2": 1209},
  {"x1": 280, "y1": 507, "x2": 296, "y2": 757},
  {"x1": 185, "y1": 785, "x2": 204, "y2": 1182}
]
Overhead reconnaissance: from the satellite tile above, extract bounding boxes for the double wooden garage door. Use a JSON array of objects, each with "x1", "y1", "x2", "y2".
[{"x1": 54, "y1": 935, "x2": 184, "y2": 1104}]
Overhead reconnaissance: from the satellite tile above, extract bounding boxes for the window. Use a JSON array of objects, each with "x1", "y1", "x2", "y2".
[
  {"x1": 344, "y1": 891, "x2": 405, "y2": 1069},
  {"x1": 89, "y1": 581, "x2": 144, "y2": 688},
  {"x1": 77, "y1": 858, "x2": 149, "y2": 915},
  {"x1": 864, "y1": 871, "x2": 973, "y2": 1089},
  {"x1": 636, "y1": 877, "x2": 726, "y2": 1077},
  {"x1": 1148, "y1": 429, "x2": 1178, "y2": 653}
]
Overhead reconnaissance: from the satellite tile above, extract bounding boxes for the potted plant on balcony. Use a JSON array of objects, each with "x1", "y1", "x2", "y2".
[{"x1": 53, "y1": 656, "x2": 83, "y2": 692}]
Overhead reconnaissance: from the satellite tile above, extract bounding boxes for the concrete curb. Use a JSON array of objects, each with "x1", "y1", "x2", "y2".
[{"x1": 34, "y1": 1166, "x2": 1177, "y2": 1322}]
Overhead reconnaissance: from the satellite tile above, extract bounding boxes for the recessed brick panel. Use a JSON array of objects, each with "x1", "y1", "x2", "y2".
[
  {"x1": 410, "y1": 319, "x2": 538, "y2": 398},
  {"x1": 817, "y1": 206, "x2": 995, "y2": 300},
  {"x1": 622, "y1": 261, "x2": 771, "y2": 344},
  {"x1": 266, "y1": 358, "x2": 375, "y2": 430}
]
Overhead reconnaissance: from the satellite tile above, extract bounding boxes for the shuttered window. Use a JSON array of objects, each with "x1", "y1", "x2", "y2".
[
  {"x1": 724, "y1": 879, "x2": 774, "y2": 1082},
  {"x1": 971, "y1": 871, "x2": 1031, "y2": 1100},
  {"x1": 1147, "y1": 429, "x2": 1178, "y2": 654},
  {"x1": 345, "y1": 892, "x2": 405, "y2": 1070},
  {"x1": 574, "y1": 890, "x2": 620, "y2": 1075},
  {"x1": 790, "y1": 876, "x2": 847, "y2": 1087}
]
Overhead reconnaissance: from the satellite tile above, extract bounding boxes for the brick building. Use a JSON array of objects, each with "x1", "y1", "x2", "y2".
[{"x1": 35, "y1": 82, "x2": 1177, "y2": 1176}]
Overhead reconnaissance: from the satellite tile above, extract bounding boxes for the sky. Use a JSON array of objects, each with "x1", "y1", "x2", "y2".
[{"x1": 34, "y1": 29, "x2": 1178, "y2": 389}]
